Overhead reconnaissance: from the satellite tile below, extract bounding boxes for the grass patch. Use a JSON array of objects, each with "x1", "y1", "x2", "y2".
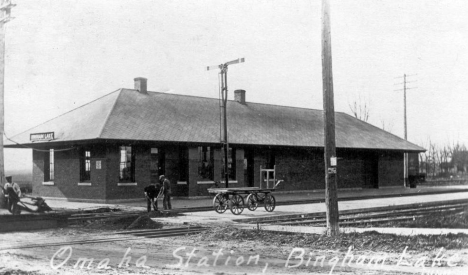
[
  {"x1": 195, "y1": 226, "x2": 468, "y2": 252},
  {"x1": 0, "y1": 269, "x2": 42, "y2": 275}
]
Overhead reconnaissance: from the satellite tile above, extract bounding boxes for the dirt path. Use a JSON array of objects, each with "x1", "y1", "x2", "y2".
[{"x1": 1, "y1": 227, "x2": 467, "y2": 275}]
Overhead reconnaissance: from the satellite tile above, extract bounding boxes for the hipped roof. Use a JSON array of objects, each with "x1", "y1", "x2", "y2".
[{"x1": 5, "y1": 89, "x2": 425, "y2": 152}]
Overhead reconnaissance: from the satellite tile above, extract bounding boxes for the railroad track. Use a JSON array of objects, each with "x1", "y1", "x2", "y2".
[
  {"x1": 0, "y1": 226, "x2": 206, "y2": 251},
  {"x1": 63, "y1": 208, "x2": 177, "y2": 224},
  {"x1": 67, "y1": 210, "x2": 145, "y2": 224},
  {"x1": 240, "y1": 199, "x2": 468, "y2": 227}
]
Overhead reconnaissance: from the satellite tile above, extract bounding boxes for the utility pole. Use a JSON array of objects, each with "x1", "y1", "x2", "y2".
[
  {"x1": 403, "y1": 74, "x2": 408, "y2": 187},
  {"x1": 0, "y1": 0, "x2": 15, "y2": 191},
  {"x1": 207, "y1": 58, "x2": 245, "y2": 188},
  {"x1": 394, "y1": 74, "x2": 416, "y2": 187},
  {"x1": 321, "y1": 0, "x2": 339, "y2": 236}
]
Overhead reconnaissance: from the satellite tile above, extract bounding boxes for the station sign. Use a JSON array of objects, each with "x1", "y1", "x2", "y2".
[{"x1": 30, "y1": 132, "x2": 55, "y2": 141}]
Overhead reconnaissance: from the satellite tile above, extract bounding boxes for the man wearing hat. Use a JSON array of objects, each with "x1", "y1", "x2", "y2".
[
  {"x1": 4, "y1": 176, "x2": 21, "y2": 213},
  {"x1": 159, "y1": 175, "x2": 172, "y2": 210},
  {"x1": 144, "y1": 182, "x2": 161, "y2": 212}
]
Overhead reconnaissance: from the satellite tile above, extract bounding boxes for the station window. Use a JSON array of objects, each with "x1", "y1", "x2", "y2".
[
  {"x1": 150, "y1": 148, "x2": 165, "y2": 183},
  {"x1": 198, "y1": 146, "x2": 214, "y2": 181},
  {"x1": 44, "y1": 149, "x2": 54, "y2": 182},
  {"x1": 179, "y1": 147, "x2": 188, "y2": 181},
  {"x1": 119, "y1": 146, "x2": 134, "y2": 182},
  {"x1": 80, "y1": 150, "x2": 91, "y2": 182},
  {"x1": 150, "y1": 148, "x2": 159, "y2": 183},
  {"x1": 221, "y1": 148, "x2": 236, "y2": 180}
]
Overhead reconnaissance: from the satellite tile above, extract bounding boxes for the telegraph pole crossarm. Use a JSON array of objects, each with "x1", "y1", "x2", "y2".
[
  {"x1": 206, "y1": 58, "x2": 245, "y2": 188},
  {"x1": 0, "y1": 0, "x2": 15, "y2": 23}
]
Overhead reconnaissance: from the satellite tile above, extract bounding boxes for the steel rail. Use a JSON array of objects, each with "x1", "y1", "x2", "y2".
[
  {"x1": 281, "y1": 208, "x2": 465, "y2": 226},
  {"x1": 0, "y1": 227, "x2": 206, "y2": 251},
  {"x1": 242, "y1": 199, "x2": 468, "y2": 224},
  {"x1": 276, "y1": 205, "x2": 466, "y2": 226}
]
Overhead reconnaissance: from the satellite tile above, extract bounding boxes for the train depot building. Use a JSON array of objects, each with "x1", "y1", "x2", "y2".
[{"x1": 5, "y1": 78, "x2": 424, "y2": 202}]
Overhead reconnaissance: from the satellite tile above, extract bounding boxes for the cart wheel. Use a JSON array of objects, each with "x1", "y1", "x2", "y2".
[
  {"x1": 230, "y1": 194, "x2": 244, "y2": 215},
  {"x1": 213, "y1": 194, "x2": 228, "y2": 214},
  {"x1": 246, "y1": 194, "x2": 258, "y2": 211},
  {"x1": 264, "y1": 194, "x2": 276, "y2": 212}
]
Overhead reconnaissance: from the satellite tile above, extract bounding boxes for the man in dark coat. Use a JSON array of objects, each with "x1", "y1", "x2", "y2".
[
  {"x1": 4, "y1": 176, "x2": 21, "y2": 213},
  {"x1": 144, "y1": 182, "x2": 161, "y2": 212},
  {"x1": 160, "y1": 175, "x2": 172, "y2": 210}
]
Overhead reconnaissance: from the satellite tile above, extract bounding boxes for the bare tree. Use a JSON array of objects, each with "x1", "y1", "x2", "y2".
[
  {"x1": 348, "y1": 96, "x2": 370, "y2": 122},
  {"x1": 418, "y1": 139, "x2": 467, "y2": 178},
  {"x1": 439, "y1": 145, "x2": 452, "y2": 174},
  {"x1": 429, "y1": 141, "x2": 437, "y2": 177},
  {"x1": 380, "y1": 119, "x2": 394, "y2": 133},
  {"x1": 451, "y1": 142, "x2": 468, "y2": 174},
  {"x1": 418, "y1": 139, "x2": 429, "y2": 174}
]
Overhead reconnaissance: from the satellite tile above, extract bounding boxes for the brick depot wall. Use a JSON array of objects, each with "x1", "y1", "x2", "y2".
[
  {"x1": 187, "y1": 147, "x2": 201, "y2": 197},
  {"x1": 105, "y1": 144, "x2": 185, "y2": 200},
  {"x1": 272, "y1": 148, "x2": 391, "y2": 191},
  {"x1": 32, "y1": 143, "x2": 406, "y2": 200},
  {"x1": 233, "y1": 149, "x2": 245, "y2": 187},
  {"x1": 275, "y1": 148, "x2": 325, "y2": 191},
  {"x1": 213, "y1": 149, "x2": 222, "y2": 184},
  {"x1": 188, "y1": 147, "x2": 206, "y2": 196},
  {"x1": 337, "y1": 158, "x2": 364, "y2": 188},
  {"x1": 378, "y1": 151, "x2": 404, "y2": 187},
  {"x1": 336, "y1": 150, "x2": 372, "y2": 189},
  {"x1": 186, "y1": 147, "x2": 245, "y2": 197},
  {"x1": 32, "y1": 147, "x2": 106, "y2": 200},
  {"x1": 188, "y1": 147, "x2": 220, "y2": 197},
  {"x1": 105, "y1": 145, "x2": 148, "y2": 200}
]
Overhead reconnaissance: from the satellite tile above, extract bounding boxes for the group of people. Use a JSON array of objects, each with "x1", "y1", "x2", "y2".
[
  {"x1": 144, "y1": 175, "x2": 171, "y2": 212},
  {"x1": 3, "y1": 174, "x2": 171, "y2": 213},
  {"x1": 2, "y1": 176, "x2": 22, "y2": 213}
]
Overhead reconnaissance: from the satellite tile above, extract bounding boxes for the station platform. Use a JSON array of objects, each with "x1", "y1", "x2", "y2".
[
  {"x1": 155, "y1": 188, "x2": 468, "y2": 236},
  {"x1": 156, "y1": 189, "x2": 468, "y2": 223},
  {"x1": 1, "y1": 185, "x2": 468, "y2": 215}
]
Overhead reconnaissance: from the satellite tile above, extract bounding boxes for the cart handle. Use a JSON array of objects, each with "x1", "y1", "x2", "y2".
[{"x1": 274, "y1": 180, "x2": 283, "y2": 189}]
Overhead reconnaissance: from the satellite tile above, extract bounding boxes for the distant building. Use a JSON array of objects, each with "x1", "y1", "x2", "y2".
[{"x1": 5, "y1": 78, "x2": 425, "y2": 202}]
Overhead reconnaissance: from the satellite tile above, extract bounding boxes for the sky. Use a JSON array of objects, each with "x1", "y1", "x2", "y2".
[{"x1": 3, "y1": 0, "x2": 468, "y2": 172}]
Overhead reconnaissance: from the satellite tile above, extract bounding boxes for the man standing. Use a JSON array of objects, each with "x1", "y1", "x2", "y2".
[
  {"x1": 4, "y1": 176, "x2": 21, "y2": 213},
  {"x1": 144, "y1": 182, "x2": 161, "y2": 212},
  {"x1": 160, "y1": 175, "x2": 172, "y2": 210}
]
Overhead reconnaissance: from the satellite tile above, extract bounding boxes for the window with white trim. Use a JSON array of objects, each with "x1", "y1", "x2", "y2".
[
  {"x1": 80, "y1": 150, "x2": 91, "y2": 182},
  {"x1": 119, "y1": 146, "x2": 134, "y2": 182},
  {"x1": 44, "y1": 149, "x2": 54, "y2": 182},
  {"x1": 198, "y1": 146, "x2": 214, "y2": 181}
]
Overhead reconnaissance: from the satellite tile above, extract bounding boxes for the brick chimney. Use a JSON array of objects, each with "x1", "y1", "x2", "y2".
[
  {"x1": 134, "y1": 77, "x2": 147, "y2": 93},
  {"x1": 234, "y1": 89, "x2": 246, "y2": 104}
]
